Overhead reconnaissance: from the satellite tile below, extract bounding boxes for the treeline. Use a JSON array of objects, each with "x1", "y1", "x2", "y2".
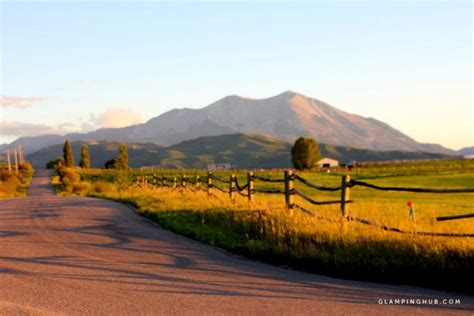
[
  {"x1": 47, "y1": 140, "x2": 129, "y2": 170},
  {"x1": 46, "y1": 137, "x2": 324, "y2": 171},
  {"x1": 47, "y1": 140, "x2": 129, "y2": 195}
]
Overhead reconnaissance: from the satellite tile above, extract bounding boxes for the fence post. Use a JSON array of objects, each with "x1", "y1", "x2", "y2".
[
  {"x1": 284, "y1": 170, "x2": 294, "y2": 210},
  {"x1": 340, "y1": 175, "x2": 351, "y2": 230},
  {"x1": 181, "y1": 174, "x2": 186, "y2": 189},
  {"x1": 207, "y1": 172, "x2": 212, "y2": 195},
  {"x1": 229, "y1": 174, "x2": 236, "y2": 201},
  {"x1": 162, "y1": 173, "x2": 166, "y2": 187},
  {"x1": 196, "y1": 175, "x2": 200, "y2": 190},
  {"x1": 173, "y1": 176, "x2": 177, "y2": 189},
  {"x1": 247, "y1": 172, "x2": 254, "y2": 202}
]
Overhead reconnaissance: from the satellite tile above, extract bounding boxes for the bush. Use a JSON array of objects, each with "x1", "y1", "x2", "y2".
[
  {"x1": 0, "y1": 174, "x2": 21, "y2": 195},
  {"x1": 105, "y1": 157, "x2": 121, "y2": 169},
  {"x1": 93, "y1": 182, "x2": 114, "y2": 194},
  {"x1": 19, "y1": 163, "x2": 34, "y2": 175},
  {"x1": 73, "y1": 181, "x2": 91, "y2": 195},
  {"x1": 57, "y1": 167, "x2": 80, "y2": 193},
  {"x1": 47, "y1": 157, "x2": 65, "y2": 169}
]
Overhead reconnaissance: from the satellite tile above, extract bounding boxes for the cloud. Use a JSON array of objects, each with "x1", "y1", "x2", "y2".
[
  {"x1": 0, "y1": 96, "x2": 45, "y2": 109},
  {"x1": 0, "y1": 107, "x2": 145, "y2": 142},
  {"x1": 0, "y1": 120, "x2": 73, "y2": 137},
  {"x1": 90, "y1": 107, "x2": 144, "y2": 128}
]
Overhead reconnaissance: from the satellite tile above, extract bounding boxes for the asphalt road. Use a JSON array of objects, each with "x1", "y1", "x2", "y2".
[{"x1": 0, "y1": 170, "x2": 472, "y2": 315}]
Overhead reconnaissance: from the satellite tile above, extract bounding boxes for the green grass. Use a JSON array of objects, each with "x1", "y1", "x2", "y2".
[{"x1": 64, "y1": 159, "x2": 473, "y2": 293}]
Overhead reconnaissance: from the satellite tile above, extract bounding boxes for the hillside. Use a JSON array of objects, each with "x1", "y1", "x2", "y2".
[
  {"x1": 27, "y1": 133, "x2": 452, "y2": 169},
  {"x1": 8, "y1": 91, "x2": 455, "y2": 154},
  {"x1": 458, "y1": 146, "x2": 474, "y2": 156}
]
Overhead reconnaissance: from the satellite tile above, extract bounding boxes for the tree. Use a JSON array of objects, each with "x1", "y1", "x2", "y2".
[
  {"x1": 291, "y1": 137, "x2": 321, "y2": 170},
  {"x1": 104, "y1": 144, "x2": 128, "y2": 170},
  {"x1": 105, "y1": 157, "x2": 120, "y2": 169},
  {"x1": 79, "y1": 144, "x2": 91, "y2": 169},
  {"x1": 46, "y1": 157, "x2": 65, "y2": 169},
  {"x1": 119, "y1": 143, "x2": 128, "y2": 169},
  {"x1": 63, "y1": 140, "x2": 75, "y2": 167}
]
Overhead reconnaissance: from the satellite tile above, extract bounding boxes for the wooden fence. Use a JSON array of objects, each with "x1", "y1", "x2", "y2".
[{"x1": 132, "y1": 171, "x2": 474, "y2": 238}]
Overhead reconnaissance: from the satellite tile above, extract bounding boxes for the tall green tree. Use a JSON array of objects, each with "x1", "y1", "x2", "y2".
[
  {"x1": 63, "y1": 139, "x2": 75, "y2": 167},
  {"x1": 119, "y1": 143, "x2": 128, "y2": 169},
  {"x1": 79, "y1": 144, "x2": 91, "y2": 169},
  {"x1": 291, "y1": 137, "x2": 321, "y2": 170}
]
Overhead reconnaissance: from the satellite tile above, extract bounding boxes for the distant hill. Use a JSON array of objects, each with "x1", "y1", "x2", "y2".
[
  {"x1": 27, "y1": 133, "x2": 453, "y2": 169},
  {"x1": 8, "y1": 91, "x2": 455, "y2": 154},
  {"x1": 458, "y1": 146, "x2": 474, "y2": 156}
]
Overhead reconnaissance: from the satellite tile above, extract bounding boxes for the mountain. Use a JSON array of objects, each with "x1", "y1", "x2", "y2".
[
  {"x1": 458, "y1": 146, "x2": 474, "y2": 156},
  {"x1": 26, "y1": 133, "x2": 452, "y2": 169},
  {"x1": 8, "y1": 91, "x2": 456, "y2": 154}
]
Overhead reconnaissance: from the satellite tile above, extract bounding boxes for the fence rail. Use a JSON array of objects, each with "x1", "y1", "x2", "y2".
[
  {"x1": 131, "y1": 170, "x2": 474, "y2": 238},
  {"x1": 436, "y1": 213, "x2": 474, "y2": 222},
  {"x1": 349, "y1": 179, "x2": 474, "y2": 193}
]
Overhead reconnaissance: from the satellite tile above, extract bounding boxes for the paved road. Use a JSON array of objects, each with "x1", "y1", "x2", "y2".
[{"x1": 0, "y1": 170, "x2": 472, "y2": 315}]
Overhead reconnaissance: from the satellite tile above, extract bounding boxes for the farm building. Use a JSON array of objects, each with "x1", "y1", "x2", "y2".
[
  {"x1": 317, "y1": 158, "x2": 339, "y2": 168},
  {"x1": 207, "y1": 163, "x2": 236, "y2": 171}
]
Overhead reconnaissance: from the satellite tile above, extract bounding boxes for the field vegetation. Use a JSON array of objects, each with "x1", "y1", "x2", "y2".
[
  {"x1": 0, "y1": 163, "x2": 35, "y2": 198},
  {"x1": 55, "y1": 159, "x2": 474, "y2": 293}
]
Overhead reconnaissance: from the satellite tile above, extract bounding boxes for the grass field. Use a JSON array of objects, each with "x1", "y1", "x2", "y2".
[{"x1": 57, "y1": 159, "x2": 474, "y2": 292}]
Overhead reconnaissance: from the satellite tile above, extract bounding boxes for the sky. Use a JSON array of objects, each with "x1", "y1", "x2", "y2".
[{"x1": 0, "y1": 1, "x2": 472, "y2": 150}]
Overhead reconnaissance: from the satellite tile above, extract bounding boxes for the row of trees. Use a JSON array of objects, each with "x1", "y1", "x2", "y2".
[
  {"x1": 48, "y1": 140, "x2": 129, "y2": 170},
  {"x1": 62, "y1": 140, "x2": 91, "y2": 168}
]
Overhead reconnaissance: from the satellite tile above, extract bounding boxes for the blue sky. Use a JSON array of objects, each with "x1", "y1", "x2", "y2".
[{"x1": 1, "y1": 1, "x2": 472, "y2": 149}]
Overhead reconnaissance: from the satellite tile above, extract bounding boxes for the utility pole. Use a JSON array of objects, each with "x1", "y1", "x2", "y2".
[
  {"x1": 18, "y1": 144, "x2": 24, "y2": 164},
  {"x1": 14, "y1": 146, "x2": 19, "y2": 175},
  {"x1": 0, "y1": 150, "x2": 3, "y2": 184},
  {"x1": 7, "y1": 148, "x2": 11, "y2": 174}
]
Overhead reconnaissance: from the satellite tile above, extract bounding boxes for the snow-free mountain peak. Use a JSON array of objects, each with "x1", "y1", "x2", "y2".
[{"x1": 6, "y1": 91, "x2": 455, "y2": 155}]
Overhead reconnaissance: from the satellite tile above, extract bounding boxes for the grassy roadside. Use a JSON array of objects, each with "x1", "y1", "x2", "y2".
[
  {"x1": 0, "y1": 163, "x2": 35, "y2": 198},
  {"x1": 54, "y1": 164, "x2": 474, "y2": 293},
  {"x1": 89, "y1": 187, "x2": 473, "y2": 294}
]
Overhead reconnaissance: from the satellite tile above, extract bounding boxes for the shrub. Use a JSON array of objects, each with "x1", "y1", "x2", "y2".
[
  {"x1": 47, "y1": 157, "x2": 65, "y2": 169},
  {"x1": 105, "y1": 156, "x2": 123, "y2": 169},
  {"x1": 57, "y1": 167, "x2": 80, "y2": 192},
  {"x1": 73, "y1": 181, "x2": 91, "y2": 195},
  {"x1": 93, "y1": 182, "x2": 114, "y2": 194},
  {"x1": 19, "y1": 163, "x2": 34, "y2": 175},
  {"x1": 0, "y1": 174, "x2": 21, "y2": 195}
]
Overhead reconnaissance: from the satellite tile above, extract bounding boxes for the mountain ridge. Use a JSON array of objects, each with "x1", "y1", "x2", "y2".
[
  {"x1": 5, "y1": 91, "x2": 456, "y2": 154},
  {"x1": 26, "y1": 133, "x2": 454, "y2": 169}
]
